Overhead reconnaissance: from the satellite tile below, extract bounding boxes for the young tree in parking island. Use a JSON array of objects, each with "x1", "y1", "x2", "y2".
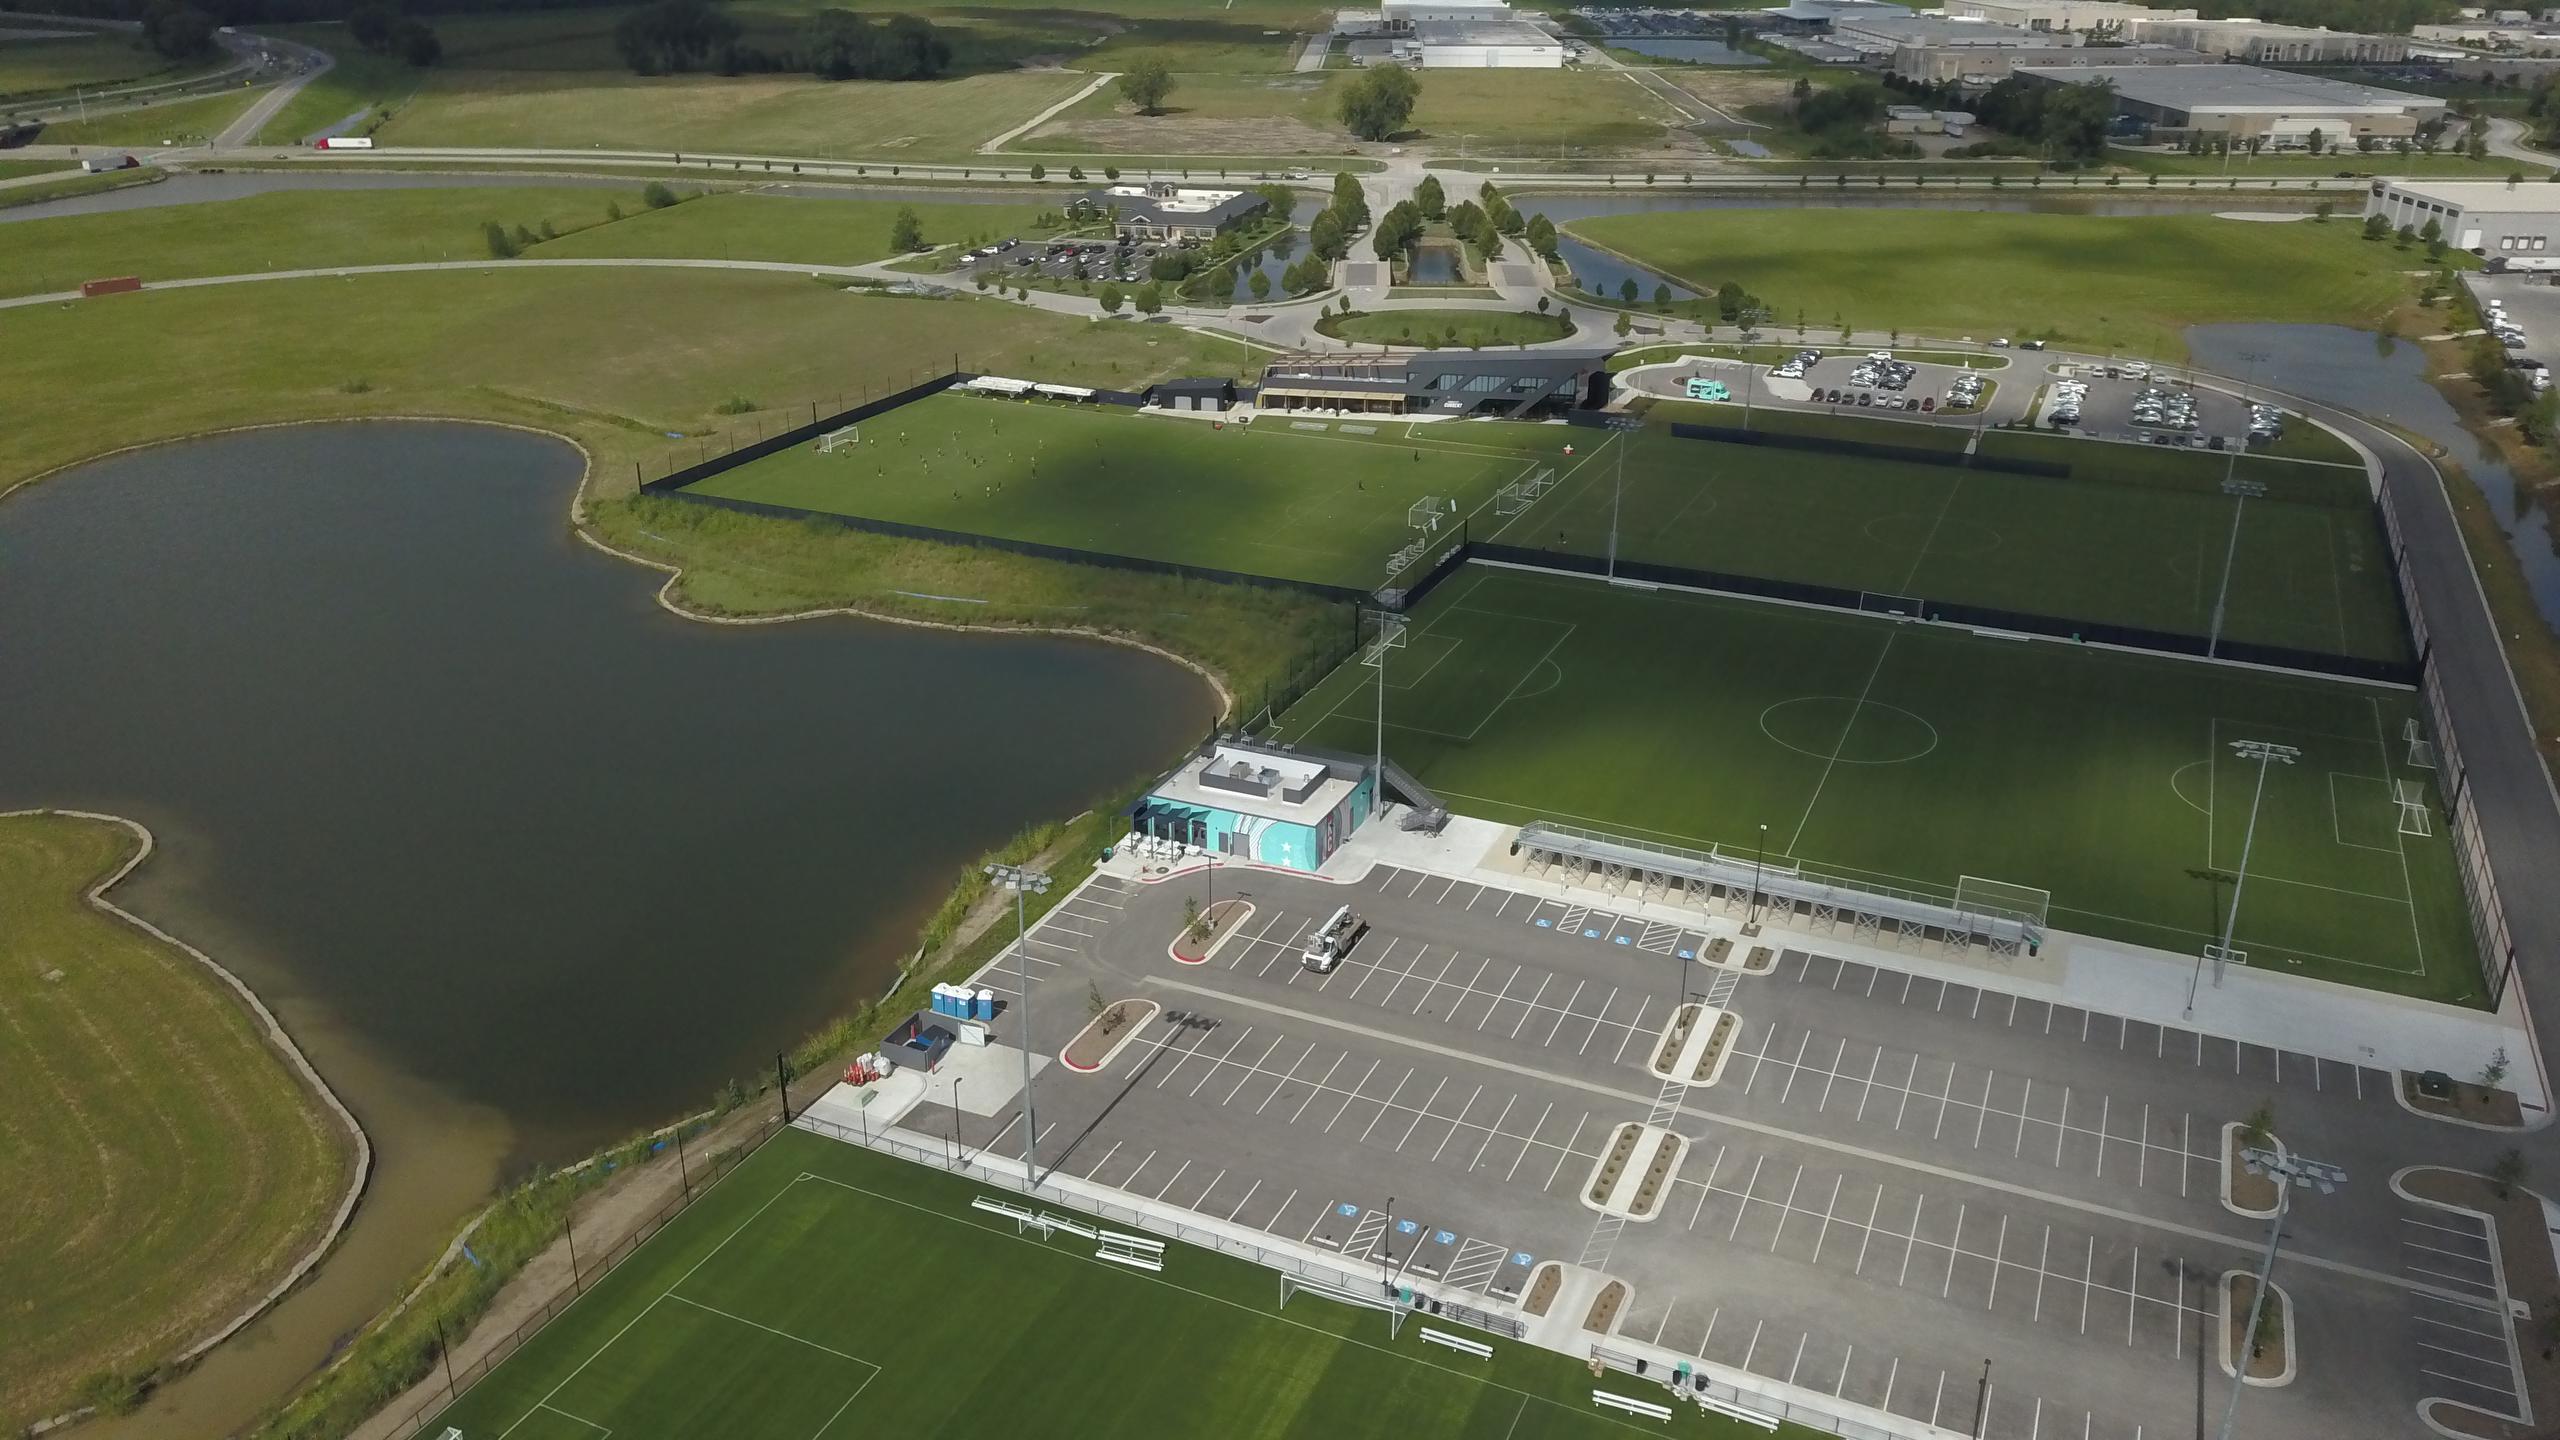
[
  {"x1": 1119, "y1": 60, "x2": 1175, "y2": 116},
  {"x1": 1339, "y1": 65, "x2": 1420, "y2": 142}
]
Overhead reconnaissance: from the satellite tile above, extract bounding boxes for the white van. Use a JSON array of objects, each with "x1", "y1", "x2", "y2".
[{"x1": 1301, "y1": 905, "x2": 1368, "y2": 973}]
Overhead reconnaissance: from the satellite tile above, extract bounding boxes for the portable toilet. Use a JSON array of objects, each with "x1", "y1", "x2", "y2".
[
  {"x1": 975, "y1": 987, "x2": 996, "y2": 1019},
  {"x1": 931, "y1": 983, "x2": 960, "y2": 1017}
]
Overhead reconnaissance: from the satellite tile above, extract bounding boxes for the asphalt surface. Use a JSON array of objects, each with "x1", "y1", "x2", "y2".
[{"x1": 936, "y1": 859, "x2": 2535, "y2": 1440}]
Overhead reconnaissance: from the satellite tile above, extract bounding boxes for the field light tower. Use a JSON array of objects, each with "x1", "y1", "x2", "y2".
[
  {"x1": 986, "y1": 862, "x2": 1052, "y2": 1187},
  {"x1": 2220, "y1": 1146, "x2": 2344, "y2": 1440},
  {"x1": 1601, "y1": 414, "x2": 1643, "y2": 580},
  {"x1": 2185, "y1": 740, "x2": 2298, "y2": 1016}
]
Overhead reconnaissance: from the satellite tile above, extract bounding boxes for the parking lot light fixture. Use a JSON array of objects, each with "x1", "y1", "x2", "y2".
[
  {"x1": 2184, "y1": 740, "x2": 2296, "y2": 1015},
  {"x1": 986, "y1": 862, "x2": 1053, "y2": 1186},
  {"x1": 2220, "y1": 1149, "x2": 2344, "y2": 1440}
]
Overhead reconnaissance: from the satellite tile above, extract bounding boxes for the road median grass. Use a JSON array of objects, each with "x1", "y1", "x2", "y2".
[
  {"x1": 29, "y1": 83, "x2": 265, "y2": 146},
  {"x1": 1319, "y1": 307, "x2": 1575, "y2": 348},
  {"x1": 1563, "y1": 208, "x2": 2418, "y2": 360},
  {"x1": 0, "y1": 811, "x2": 355, "y2": 1433}
]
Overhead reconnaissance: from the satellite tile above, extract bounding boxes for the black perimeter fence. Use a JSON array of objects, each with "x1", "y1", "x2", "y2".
[{"x1": 636, "y1": 383, "x2": 2416, "y2": 695}]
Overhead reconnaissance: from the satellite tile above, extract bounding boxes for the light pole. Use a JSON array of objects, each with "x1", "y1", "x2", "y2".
[
  {"x1": 2186, "y1": 740, "x2": 2298, "y2": 1015},
  {"x1": 1602, "y1": 414, "x2": 1643, "y2": 580},
  {"x1": 1362, "y1": 610, "x2": 1406, "y2": 790},
  {"x1": 1380, "y1": 1194, "x2": 1397, "y2": 1291},
  {"x1": 986, "y1": 863, "x2": 1052, "y2": 1187},
  {"x1": 2219, "y1": 1147, "x2": 2345, "y2": 1440},
  {"x1": 2205, "y1": 348, "x2": 2270, "y2": 659},
  {"x1": 1745, "y1": 822, "x2": 1769, "y2": 934}
]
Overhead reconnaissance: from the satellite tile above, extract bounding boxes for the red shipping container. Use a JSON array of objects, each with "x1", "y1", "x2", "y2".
[{"x1": 80, "y1": 275, "x2": 143, "y2": 298}]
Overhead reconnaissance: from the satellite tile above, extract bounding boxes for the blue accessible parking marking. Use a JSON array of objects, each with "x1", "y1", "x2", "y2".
[
  {"x1": 1582, "y1": 928, "x2": 1602, "y2": 938},
  {"x1": 1613, "y1": 935, "x2": 1631, "y2": 946},
  {"x1": 1397, "y1": 1219, "x2": 1419, "y2": 1235},
  {"x1": 1678, "y1": 948, "x2": 1696, "y2": 959},
  {"x1": 1512, "y1": 1252, "x2": 1534, "y2": 1266},
  {"x1": 1435, "y1": 1230, "x2": 1457, "y2": 1245},
  {"x1": 1536, "y1": 918, "x2": 1552, "y2": 928},
  {"x1": 1337, "y1": 1202, "x2": 1360, "y2": 1218}
]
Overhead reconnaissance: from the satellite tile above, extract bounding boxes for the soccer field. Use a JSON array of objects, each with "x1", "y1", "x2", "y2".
[
  {"x1": 681, "y1": 393, "x2": 1564, "y2": 591},
  {"x1": 1267, "y1": 568, "x2": 2479, "y2": 1005},
  {"x1": 423, "y1": 1127, "x2": 1801, "y2": 1440},
  {"x1": 1481, "y1": 427, "x2": 2409, "y2": 667}
]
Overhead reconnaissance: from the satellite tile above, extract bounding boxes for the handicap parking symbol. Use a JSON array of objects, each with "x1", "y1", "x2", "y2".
[
  {"x1": 1535, "y1": 918, "x2": 1552, "y2": 928},
  {"x1": 1582, "y1": 928, "x2": 1602, "y2": 938},
  {"x1": 1397, "y1": 1219, "x2": 1419, "y2": 1235},
  {"x1": 1678, "y1": 948, "x2": 1696, "y2": 959},
  {"x1": 1613, "y1": 935, "x2": 1631, "y2": 945},
  {"x1": 1338, "y1": 1202, "x2": 1360, "y2": 1218},
  {"x1": 1511, "y1": 1252, "x2": 1534, "y2": 1266},
  {"x1": 1434, "y1": 1230, "x2": 1457, "y2": 1245}
]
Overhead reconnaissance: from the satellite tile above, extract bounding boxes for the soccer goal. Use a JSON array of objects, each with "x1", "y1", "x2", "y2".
[
  {"x1": 1955, "y1": 876, "x2": 2050, "y2": 958},
  {"x1": 1858, "y1": 591, "x2": 1925, "y2": 622},
  {"x1": 2403, "y1": 717, "x2": 2438, "y2": 770},
  {"x1": 2395, "y1": 779, "x2": 2433, "y2": 837},
  {"x1": 1279, "y1": 1274, "x2": 1408, "y2": 1337},
  {"x1": 1408, "y1": 496, "x2": 1454, "y2": 534},
  {"x1": 1495, "y1": 468, "x2": 1558, "y2": 517},
  {"x1": 818, "y1": 424, "x2": 860, "y2": 453}
]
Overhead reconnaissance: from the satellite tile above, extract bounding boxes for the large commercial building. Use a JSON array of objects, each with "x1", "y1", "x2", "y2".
[
  {"x1": 2013, "y1": 63, "x2": 2446, "y2": 142},
  {"x1": 2129, "y1": 16, "x2": 2410, "y2": 62},
  {"x1": 2366, "y1": 179, "x2": 2560, "y2": 269},
  {"x1": 1943, "y1": 0, "x2": 2193, "y2": 33},
  {"x1": 1256, "y1": 350, "x2": 1608, "y2": 418},
  {"x1": 1894, "y1": 39, "x2": 2203, "y2": 84},
  {"x1": 1412, "y1": 18, "x2": 1564, "y2": 65},
  {"x1": 1826, "y1": 11, "x2": 2055, "y2": 59},
  {"x1": 1082, "y1": 182, "x2": 1269, "y2": 242},
  {"x1": 1382, "y1": 0, "x2": 1516, "y2": 25}
]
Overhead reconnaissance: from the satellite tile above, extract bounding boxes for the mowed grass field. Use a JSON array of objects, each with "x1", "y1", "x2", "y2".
[
  {"x1": 1487, "y1": 426, "x2": 2408, "y2": 663},
  {"x1": 1562, "y1": 210, "x2": 2418, "y2": 360},
  {"x1": 0, "y1": 812, "x2": 352, "y2": 1430},
  {"x1": 425, "y1": 1126, "x2": 1803, "y2": 1440},
  {"x1": 0, "y1": 31, "x2": 209, "y2": 100},
  {"x1": 684, "y1": 394, "x2": 1555, "y2": 588},
  {"x1": 27, "y1": 83, "x2": 261, "y2": 145},
  {"x1": 1025, "y1": 68, "x2": 1685, "y2": 156},
  {"x1": 1269, "y1": 568, "x2": 2480, "y2": 1003}
]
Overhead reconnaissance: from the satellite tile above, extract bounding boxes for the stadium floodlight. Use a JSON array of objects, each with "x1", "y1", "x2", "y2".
[
  {"x1": 2184, "y1": 741, "x2": 2298, "y2": 1016},
  {"x1": 1600, "y1": 415, "x2": 1643, "y2": 581},
  {"x1": 986, "y1": 862, "x2": 1053, "y2": 1188},
  {"x1": 1361, "y1": 610, "x2": 1408, "y2": 789},
  {"x1": 2219, "y1": 1147, "x2": 2343, "y2": 1440},
  {"x1": 2205, "y1": 350, "x2": 2270, "y2": 659}
]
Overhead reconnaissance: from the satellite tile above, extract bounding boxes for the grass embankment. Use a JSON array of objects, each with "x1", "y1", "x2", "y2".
[
  {"x1": 425, "y1": 1128, "x2": 1809, "y2": 1440},
  {"x1": 1565, "y1": 209, "x2": 2418, "y2": 360},
  {"x1": 1025, "y1": 68, "x2": 1686, "y2": 157},
  {"x1": 0, "y1": 31, "x2": 223, "y2": 100},
  {"x1": 0, "y1": 185, "x2": 1066, "y2": 295},
  {"x1": 29, "y1": 84, "x2": 264, "y2": 146},
  {"x1": 0, "y1": 812, "x2": 353, "y2": 1433},
  {"x1": 1318, "y1": 307, "x2": 1575, "y2": 347},
  {"x1": 2110, "y1": 147, "x2": 2547, "y2": 180},
  {"x1": 0, "y1": 165, "x2": 156, "y2": 211},
  {"x1": 0, "y1": 269, "x2": 1255, "y2": 499}
]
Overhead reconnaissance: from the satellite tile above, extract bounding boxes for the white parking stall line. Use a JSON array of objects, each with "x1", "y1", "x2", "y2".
[
  {"x1": 1431, "y1": 1085, "x2": 1484, "y2": 1163},
  {"x1": 1186, "y1": 1027, "x2": 1256, "y2": 1097},
  {"x1": 1613, "y1": 996, "x2": 1653, "y2": 1065},
  {"x1": 1344, "y1": 939, "x2": 1404, "y2": 1001},
  {"x1": 1543, "y1": 978, "x2": 1586, "y2": 1047},
  {"x1": 1286, "y1": 1052, "x2": 1348, "y2": 1122},
  {"x1": 1323, "y1": 1058, "x2": 1382, "y2": 1132},
  {"x1": 1478, "y1": 965, "x2": 1524, "y2": 1032},
  {"x1": 1409, "y1": 951, "x2": 1462, "y2": 1015},
  {"x1": 1375, "y1": 943, "x2": 1434, "y2": 1010},
  {"x1": 1506, "y1": 1101, "x2": 1555, "y2": 1182},
  {"x1": 1546, "y1": 1112, "x2": 1593, "y2": 1191},
  {"x1": 1393, "y1": 1075, "x2": 1451, "y2": 1152},
  {"x1": 1223, "y1": 1035, "x2": 1288, "y2": 1104},
  {"x1": 1469, "y1": 1092, "x2": 1518, "y2": 1171},
  {"x1": 1256, "y1": 1043, "x2": 1320, "y2": 1114},
  {"x1": 1151, "y1": 1158, "x2": 1190, "y2": 1200},
  {"x1": 1360, "y1": 1069, "x2": 1418, "y2": 1144},
  {"x1": 1080, "y1": 1139, "x2": 1122, "y2": 1180},
  {"x1": 1509, "y1": 974, "x2": 1554, "y2": 1040},
  {"x1": 1226, "y1": 1178, "x2": 1262, "y2": 1221}
]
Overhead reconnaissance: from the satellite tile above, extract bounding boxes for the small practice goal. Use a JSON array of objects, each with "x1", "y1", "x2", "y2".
[
  {"x1": 818, "y1": 425, "x2": 860, "y2": 453},
  {"x1": 1495, "y1": 467, "x2": 1558, "y2": 516},
  {"x1": 2404, "y1": 717, "x2": 2438, "y2": 770},
  {"x1": 2395, "y1": 779, "x2": 2433, "y2": 837}
]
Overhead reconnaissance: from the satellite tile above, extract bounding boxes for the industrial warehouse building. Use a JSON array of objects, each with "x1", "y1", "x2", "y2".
[
  {"x1": 1894, "y1": 39, "x2": 2204, "y2": 84},
  {"x1": 1256, "y1": 350, "x2": 1609, "y2": 418},
  {"x1": 2013, "y1": 63, "x2": 2444, "y2": 143},
  {"x1": 2129, "y1": 17, "x2": 2410, "y2": 62},
  {"x1": 1943, "y1": 0, "x2": 2193, "y2": 33},
  {"x1": 2366, "y1": 180, "x2": 2560, "y2": 269},
  {"x1": 1338, "y1": 0, "x2": 1564, "y2": 65}
]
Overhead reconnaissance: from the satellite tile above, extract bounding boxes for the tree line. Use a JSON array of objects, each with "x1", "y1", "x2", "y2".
[{"x1": 612, "y1": 0, "x2": 954, "y2": 79}]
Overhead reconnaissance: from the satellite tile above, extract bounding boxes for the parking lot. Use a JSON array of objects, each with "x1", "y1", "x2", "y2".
[
  {"x1": 1629, "y1": 351, "x2": 2036, "y2": 428},
  {"x1": 2036, "y1": 367, "x2": 2270, "y2": 449},
  {"x1": 2469, "y1": 271, "x2": 2560, "y2": 390},
  {"x1": 897, "y1": 857, "x2": 2525, "y2": 1440},
  {"x1": 962, "y1": 233, "x2": 1197, "y2": 289}
]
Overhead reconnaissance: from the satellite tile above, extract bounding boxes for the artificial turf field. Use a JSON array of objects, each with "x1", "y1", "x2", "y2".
[
  {"x1": 424, "y1": 1126, "x2": 1803, "y2": 1440},
  {"x1": 1267, "y1": 568, "x2": 2479, "y2": 1005},
  {"x1": 1483, "y1": 427, "x2": 2408, "y2": 665},
  {"x1": 690, "y1": 396, "x2": 2408, "y2": 664},
  {"x1": 681, "y1": 392, "x2": 1553, "y2": 590}
]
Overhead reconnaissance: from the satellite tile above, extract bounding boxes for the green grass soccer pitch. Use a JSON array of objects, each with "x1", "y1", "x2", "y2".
[
  {"x1": 422, "y1": 1127, "x2": 1808, "y2": 1440},
  {"x1": 678, "y1": 392, "x2": 1574, "y2": 591},
  {"x1": 1268, "y1": 568, "x2": 2478, "y2": 1005},
  {"x1": 1481, "y1": 425, "x2": 2409, "y2": 666}
]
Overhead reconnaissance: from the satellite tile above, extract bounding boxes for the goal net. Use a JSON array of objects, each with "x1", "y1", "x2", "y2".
[
  {"x1": 1408, "y1": 497, "x2": 1453, "y2": 533},
  {"x1": 818, "y1": 424, "x2": 860, "y2": 453},
  {"x1": 1955, "y1": 876, "x2": 2050, "y2": 956},
  {"x1": 2396, "y1": 779, "x2": 2433, "y2": 837},
  {"x1": 2403, "y1": 717, "x2": 2438, "y2": 771},
  {"x1": 1496, "y1": 468, "x2": 1557, "y2": 516},
  {"x1": 1279, "y1": 1274, "x2": 1408, "y2": 1336}
]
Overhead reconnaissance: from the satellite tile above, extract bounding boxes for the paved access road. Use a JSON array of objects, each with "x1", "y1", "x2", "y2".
[{"x1": 944, "y1": 858, "x2": 2533, "y2": 1440}]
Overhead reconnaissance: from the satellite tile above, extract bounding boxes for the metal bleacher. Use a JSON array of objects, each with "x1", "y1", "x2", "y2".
[{"x1": 1513, "y1": 822, "x2": 2042, "y2": 958}]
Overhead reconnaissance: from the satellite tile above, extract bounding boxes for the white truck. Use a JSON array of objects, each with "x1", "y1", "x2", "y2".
[{"x1": 1300, "y1": 904, "x2": 1368, "y2": 974}]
